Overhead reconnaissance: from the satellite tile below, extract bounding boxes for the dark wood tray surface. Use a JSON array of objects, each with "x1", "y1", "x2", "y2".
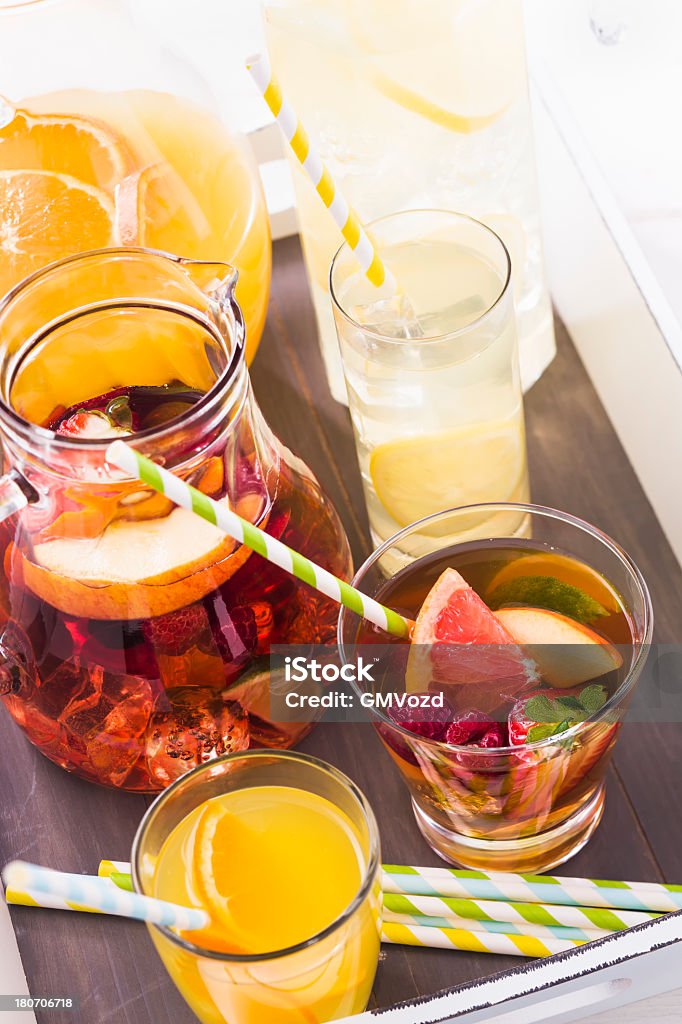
[{"x1": 1, "y1": 236, "x2": 679, "y2": 1023}]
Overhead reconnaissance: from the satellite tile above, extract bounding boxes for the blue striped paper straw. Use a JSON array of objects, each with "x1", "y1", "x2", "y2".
[
  {"x1": 382, "y1": 866, "x2": 682, "y2": 914},
  {"x1": 2, "y1": 861, "x2": 207, "y2": 932}
]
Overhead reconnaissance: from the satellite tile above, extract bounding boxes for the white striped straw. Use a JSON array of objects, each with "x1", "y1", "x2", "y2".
[
  {"x1": 383, "y1": 865, "x2": 682, "y2": 914},
  {"x1": 381, "y1": 921, "x2": 583, "y2": 958},
  {"x1": 105, "y1": 441, "x2": 412, "y2": 638},
  {"x1": 2, "y1": 862, "x2": 208, "y2": 932},
  {"x1": 247, "y1": 52, "x2": 393, "y2": 291}
]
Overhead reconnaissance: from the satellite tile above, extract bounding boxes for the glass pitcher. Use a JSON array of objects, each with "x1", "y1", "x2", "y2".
[
  {"x1": 0, "y1": 248, "x2": 352, "y2": 791},
  {"x1": 0, "y1": 0, "x2": 271, "y2": 362}
]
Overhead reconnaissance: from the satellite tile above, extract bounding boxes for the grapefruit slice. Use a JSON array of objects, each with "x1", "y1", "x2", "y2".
[
  {"x1": 494, "y1": 607, "x2": 623, "y2": 689},
  {"x1": 406, "y1": 568, "x2": 538, "y2": 708},
  {"x1": 20, "y1": 501, "x2": 252, "y2": 620}
]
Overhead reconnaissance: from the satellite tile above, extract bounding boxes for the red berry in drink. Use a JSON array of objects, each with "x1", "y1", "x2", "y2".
[
  {"x1": 508, "y1": 701, "x2": 534, "y2": 746},
  {"x1": 56, "y1": 410, "x2": 129, "y2": 440},
  {"x1": 387, "y1": 696, "x2": 454, "y2": 741},
  {"x1": 142, "y1": 604, "x2": 208, "y2": 656},
  {"x1": 444, "y1": 710, "x2": 491, "y2": 746}
]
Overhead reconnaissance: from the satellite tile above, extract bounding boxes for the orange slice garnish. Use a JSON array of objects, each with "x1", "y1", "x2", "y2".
[
  {"x1": 0, "y1": 107, "x2": 129, "y2": 192},
  {"x1": 190, "y1": 801, "x2": 252, "y2": 954},
  {"x1": 0, "y1": 169, "x2": 117, "y2": 298}
]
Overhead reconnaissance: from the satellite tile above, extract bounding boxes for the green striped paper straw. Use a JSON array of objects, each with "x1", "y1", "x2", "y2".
[
  {"x1": 383, "y1": 865, "x2": 682, "y2": 914},
  {"x1": 101, "y1": 862, "x2": 652, "y2": 945},
  {"x1": 2, "y1": 862, "x2": 207, "y2": 932},
  {"x1": 383, "y1": 891, "x2": 659, "y2": 937},
  {"x1": 105, "y1": 441, "x2": 411, "y2": 639}
]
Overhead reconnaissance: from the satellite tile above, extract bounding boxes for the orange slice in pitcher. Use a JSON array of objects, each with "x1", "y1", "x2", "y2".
[
  {"x1": 0, "y1": 170, "x2": 117, "y2": 298},
  {"x1": 0, "y1": 107, "x2": 128, "y2": 191},
  {"x1": 19, "y1": 500, "x2": 253, "y2": 620}
]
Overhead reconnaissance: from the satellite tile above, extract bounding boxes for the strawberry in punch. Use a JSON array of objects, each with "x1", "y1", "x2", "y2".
[{"x1": 0, "y1": 250, "x2": 352, "y2": 791}]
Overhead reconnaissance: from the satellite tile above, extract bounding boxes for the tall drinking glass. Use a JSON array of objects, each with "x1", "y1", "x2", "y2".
[
  {"x1": 338, "y1": 504, "x2": 653, "y2": 872},
  {"x1": 133, "y1": 750, "x2": 382, "y2": 1024},
  {"x1": 331, "y1": 210, "x2": 529, "y2": 558}
]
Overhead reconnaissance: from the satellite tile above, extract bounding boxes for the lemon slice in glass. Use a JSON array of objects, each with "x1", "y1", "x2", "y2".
[
  {"x1": 365, "y1": 0, "x2": 527, "y2": 133},
  {"x1": 369, "y1": 418, "x2": 527, "y2": 529}
]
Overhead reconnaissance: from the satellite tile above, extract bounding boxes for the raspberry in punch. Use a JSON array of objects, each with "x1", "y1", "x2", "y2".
[
  {"x1": 340, "y1": 504, "x2": 652, "y2": 872},
  {"x1": 0, "y1": 250, "x2": 352, "y2": 791}
]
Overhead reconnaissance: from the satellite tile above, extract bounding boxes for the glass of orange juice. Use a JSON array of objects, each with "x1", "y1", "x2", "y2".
[
  {"x1": 132, "y1": 751, "x2": 382, "y2": 1024},
  {"x1": 0, "y1": 0, "x2": 271, "y2": 362}
]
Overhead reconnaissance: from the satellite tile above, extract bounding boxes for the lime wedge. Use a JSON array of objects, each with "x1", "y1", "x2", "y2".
[{"x1": 488, "y1": 576, "x2": 608, "y2": 625}]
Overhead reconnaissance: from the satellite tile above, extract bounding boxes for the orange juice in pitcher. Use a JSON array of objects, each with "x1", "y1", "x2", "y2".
[{"x1": 0, "y1": 0, "x2": 271, "y2": 361}]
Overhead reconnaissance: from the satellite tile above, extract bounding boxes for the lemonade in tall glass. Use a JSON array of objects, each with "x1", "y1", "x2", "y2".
[{"x1": 331, "y1": 210, "x2": 529, "y2": 557}]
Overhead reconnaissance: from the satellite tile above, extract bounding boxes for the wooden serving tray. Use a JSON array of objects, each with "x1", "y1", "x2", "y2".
[{"x1": 1, "y1": 237, "x2": 680, "y2": 1023}]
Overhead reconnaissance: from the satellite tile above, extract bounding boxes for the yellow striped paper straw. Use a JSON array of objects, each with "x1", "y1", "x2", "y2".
[
  {"x1": 247, "y1": 52, "x2": 392, "y2": 290},
  {"x1": 381, "y1": 921, "x2": 584, "y2": 958},
  {"x1": 105, "y1": 441, "x2": 412, "y2": 639}
]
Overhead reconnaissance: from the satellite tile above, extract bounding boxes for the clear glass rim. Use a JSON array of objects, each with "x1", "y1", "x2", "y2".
[
  {"x1": 337, "y1": 501, "x2": 654, "y2": 755},
  {"x1": 0, "y1": 246, "x2": 244, "y2": 454},
  {"x1": 131, "y1": 749, "x2": 381, "y2": 963},
  {"x1": 329, "y1": 208, "x2": 512, "y2": 346}
]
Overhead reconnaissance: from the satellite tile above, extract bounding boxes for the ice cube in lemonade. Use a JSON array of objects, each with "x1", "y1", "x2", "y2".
[
  {"x1": 0, "y1": 89, "x2": 271, "y2": 361},
  {"x1": 355, "y1": 537, "x2": 638, "y2": 870}
]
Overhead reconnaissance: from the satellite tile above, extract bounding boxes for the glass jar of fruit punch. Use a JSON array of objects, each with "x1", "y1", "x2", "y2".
[{"x1": 0, "y1": 248, "x2": 352, "y2": 791}]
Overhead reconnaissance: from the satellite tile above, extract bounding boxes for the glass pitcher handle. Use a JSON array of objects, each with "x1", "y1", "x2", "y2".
[
  {"x1": 0, "y1": 471, "x2": 36, "y2": 697},
  {"x1": 0, "y1": 470, "x2": 33, "y2": 524}
]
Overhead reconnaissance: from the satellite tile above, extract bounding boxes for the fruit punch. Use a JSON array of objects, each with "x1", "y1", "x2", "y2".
[
  {"x1": 349, "y1": 519, "x2": 651, "y2": 873},
  {"x1": 0, "y1": 250, "x2": 352, "y2": 791}
]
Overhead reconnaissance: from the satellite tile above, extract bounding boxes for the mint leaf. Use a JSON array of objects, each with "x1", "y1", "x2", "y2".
[
  {"x1": 527, "y1": 723, "x2": 559, "y2": 743},
  {"x1": 524, "y1": 695, "x2": 561, "y2": 723},
  {"x1": 579, "y1": 684, "x2": 608, "y2": 712},
  {"x1": 554, "y1": 696, "x2": 583, "y2": 712}
]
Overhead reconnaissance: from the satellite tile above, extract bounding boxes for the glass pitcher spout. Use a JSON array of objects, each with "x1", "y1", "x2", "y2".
[{"x1": 177, "y1": 257, "x2": 240, "y2": 305}]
